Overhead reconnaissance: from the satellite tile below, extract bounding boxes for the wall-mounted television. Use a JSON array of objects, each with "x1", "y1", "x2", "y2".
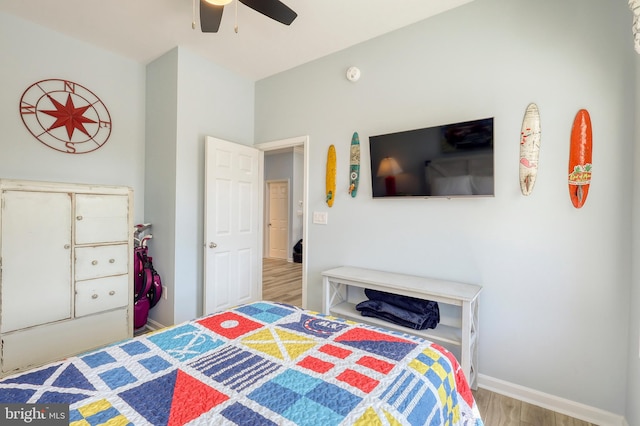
[{"x1": 369, "y1": 117, "x2": 494, "y2": 198}]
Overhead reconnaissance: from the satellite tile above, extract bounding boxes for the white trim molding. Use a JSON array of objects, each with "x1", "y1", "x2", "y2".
[{"x1": 478, "y1": 374, "x2": 628, "y2": 426}]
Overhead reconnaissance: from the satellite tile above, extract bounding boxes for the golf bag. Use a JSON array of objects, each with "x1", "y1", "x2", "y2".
[{"x1": 133, "y1": 224, "x2": 162, "y2": 329}]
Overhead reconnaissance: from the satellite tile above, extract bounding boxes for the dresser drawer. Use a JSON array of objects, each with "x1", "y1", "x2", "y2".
[
  {"x1": 75, "y1": 244, "x2": 128, "y2": 281},
  {"x1": 75, "y1": 275, "x2": 128, "y2": 317}
]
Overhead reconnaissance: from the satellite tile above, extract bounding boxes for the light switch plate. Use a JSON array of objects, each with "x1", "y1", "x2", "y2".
[{"x1": 313, "y1": 211, "x2": 328, "y2": 225}]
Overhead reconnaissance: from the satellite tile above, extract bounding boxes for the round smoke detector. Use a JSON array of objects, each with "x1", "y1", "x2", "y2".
[{"x1": 346, "y1": 66, "x2": 361, "y2": 82}]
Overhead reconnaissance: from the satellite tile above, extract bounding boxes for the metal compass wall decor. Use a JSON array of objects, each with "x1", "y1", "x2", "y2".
[{"x1": 19, "y1": 79, "x2": 112, "y2": 154}]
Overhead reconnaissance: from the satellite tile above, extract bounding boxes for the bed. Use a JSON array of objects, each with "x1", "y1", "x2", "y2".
[{"x1": 0, "y1": 301, "x2": 484, "y2": 425}]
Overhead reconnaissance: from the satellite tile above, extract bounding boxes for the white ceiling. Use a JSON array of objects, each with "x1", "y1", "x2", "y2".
[{"x1": 0, "y1": 0, "x2": 473, "y2": 81}]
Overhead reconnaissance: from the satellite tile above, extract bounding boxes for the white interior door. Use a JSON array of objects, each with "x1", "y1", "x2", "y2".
[
  {"x1": 204, "y1": 137, "x2": 261, "y2": 314},
  {"x1": 267, "y1": 181, "x2": 289, "y2": 259}
]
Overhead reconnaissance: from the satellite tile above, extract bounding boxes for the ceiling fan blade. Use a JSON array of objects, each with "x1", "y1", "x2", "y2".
[
  {"x1": 200, "y1": 0, "x2": 224, "y2": 33},
  {"x1": 239, "y1": 0, "x2": 297, "y2": 26}
]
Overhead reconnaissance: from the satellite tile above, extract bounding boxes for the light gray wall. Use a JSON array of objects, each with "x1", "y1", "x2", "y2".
[
  {"x1": 0, "y1": 12, "x2": 146, "y2": 223},
  {"x1": 255, "y1": 0, "x2": 634, "y2": 417},
  {"x1": 144, "y1": 48, "x2": 179, "y2": 328},
  {"x1": 629, "y1": 53, "x2": 640, "y2": 426},
  {"x1": 145, "y1": 46, "x2": 255, "y2": 325}
]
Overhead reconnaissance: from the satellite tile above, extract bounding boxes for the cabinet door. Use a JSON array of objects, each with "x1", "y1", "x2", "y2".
[
  {"x1": 75, "y1": 194, "x2": 129, "y2": 244},
  {"x1": 1, "y1": 191, "x2": 72, "y2": 333}
]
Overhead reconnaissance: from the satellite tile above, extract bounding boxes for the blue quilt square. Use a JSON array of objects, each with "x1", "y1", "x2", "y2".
[
  {"x1": 82, "y1": 351, "x2": 116, "y2": 368},
  {"x1": 425, "y1": 368, "x2": 444, "y2": 389},
  {"x1": 120, "y1": 341, "x2": 150, "y2": 356},
  {"x1": 99, "y1": 367, "x2": 137, "y2": 390},
  {"x1": 2, "y1": 365, "x2": 61, "y2": 385},
  {"x1": 266, "y1": 304, "x2": 295, "y2": 315},
  {"x1": 138, "y1": 355, "x2": 172, "y2": 374},
  {"x1": 37, "y1": 391, "x2": 89, "y2": 405},
  {"x1": 279, "y1": 314, "x2": 348, "y2": 339},
  {"x1": 147, "y1": 324, "x2": 224, "y2": 361},
  {"x1": 307, "y1": 382, "x2": 361, "y2": 416},
  {"x1": 397, "y1": 380, "x2": 427, "y2": 414},
  {"x1": 236, "y1": 302, "x2": 293, "y2": 323},
  {"x1": 407, "y1": 387, "x2": 439, "y2": 426},
  {"x1": 190, "y1": 345, "x2": 281, "y2": 392},
  {"x1": 0, "y1": 388, "x2": 36, "y2": 403},
  {"x1": 272, "y1": 369, "x2": 321, "y2": 394},
  {"x1": 283, "y1": 397, "x2": 344, "y2": 426},
  {"x1": 382, "y1": 371, "x2": 415, "y2": 405},
  {"x1": 68, "y1": 409, "x2": 83, "y2": 423},
  {"x1": 235, "y1": 304, "x2": 262, "y2": 316},
  {"x1": 221, "y1": 402, "x2": 278, "y2": 426},
  {"x1": 248, "y1": 381, "x2": 302, "y2": 414}
]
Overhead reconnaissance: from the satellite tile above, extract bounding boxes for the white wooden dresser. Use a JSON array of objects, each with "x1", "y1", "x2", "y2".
[{"x1": 0, "y1": 179, "x2": 133, "y2": 376}]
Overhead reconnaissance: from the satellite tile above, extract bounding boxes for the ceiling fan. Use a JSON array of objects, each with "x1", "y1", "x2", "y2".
[{"x1": 198, "y1": 0, "x2": 297, "y2": 33}]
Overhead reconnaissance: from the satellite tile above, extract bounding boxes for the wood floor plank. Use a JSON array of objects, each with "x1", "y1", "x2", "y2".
[
  {"x1": 555, "y1": 412, "x2": 595, "y2": 426},
  {"x1": 521, "y1": 402, "x2": 556, "y2": 425},
  {"x1": 472, "y1": 388, "x2": 491, "y2": 420},
  {"x1": 483, "y1": 392, "x2": 521, "y2": 426}
]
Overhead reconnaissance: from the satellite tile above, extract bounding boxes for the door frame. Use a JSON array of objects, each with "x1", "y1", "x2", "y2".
[
  {"x1": 265, "y1": 179, "x2": 290, "y2": 260},
  {"x1": 256, "y1": 135, "x2": 309, "y2": 309}
]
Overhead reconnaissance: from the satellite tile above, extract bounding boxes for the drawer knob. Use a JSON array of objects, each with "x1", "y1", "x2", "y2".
[
  {"x1": 92, "y1": 260, "x2": 98, "y2": 265},
  {"x1": 92, "y1": 294, "x2": 98, "y2": 299},
  {"x1": 109, "y1": 259, "x2": 115, "y2": 263},
  {"x1": 109, "y1": 290, "x2": 115, "y2": 296},
  {"x1": 76, "y1": 215, "x2": 83, "y2": 221}
]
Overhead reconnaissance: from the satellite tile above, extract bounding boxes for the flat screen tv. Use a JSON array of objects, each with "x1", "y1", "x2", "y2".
[{"x1": 369, "y1": 117, "x2": 494, "y2": 198}]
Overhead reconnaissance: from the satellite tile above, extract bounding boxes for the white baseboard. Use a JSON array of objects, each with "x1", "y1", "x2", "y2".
[
  {"x1": 144, "y1": 318, "x2": 166, "y2": 332},
  {"x1": 477, "y1": 374, "x2": 627, "y2": 426}
]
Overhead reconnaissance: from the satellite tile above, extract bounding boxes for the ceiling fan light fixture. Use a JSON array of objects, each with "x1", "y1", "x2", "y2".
[{"x1": 204, "y1": 0, "x2": 232, "y2": 5}]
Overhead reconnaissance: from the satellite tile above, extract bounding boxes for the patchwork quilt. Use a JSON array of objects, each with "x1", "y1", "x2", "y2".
[{"x1": 0, "y1": 302, "x2": 484, "y2": 426}]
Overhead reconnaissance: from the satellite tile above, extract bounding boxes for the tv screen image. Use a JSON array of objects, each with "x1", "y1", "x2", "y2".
[{"x1": 369, "y1": 117, "x2": 494, "y2": 198}]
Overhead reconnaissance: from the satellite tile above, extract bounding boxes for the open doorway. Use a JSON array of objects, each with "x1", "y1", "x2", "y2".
[{"x1": 257, "y1": 136, "x2": 308, "y2": 309}]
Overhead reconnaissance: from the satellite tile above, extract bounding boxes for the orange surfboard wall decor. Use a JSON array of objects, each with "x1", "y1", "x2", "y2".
[{"x1": 568, "y1": 109, "x2": 592, "y2": 208}]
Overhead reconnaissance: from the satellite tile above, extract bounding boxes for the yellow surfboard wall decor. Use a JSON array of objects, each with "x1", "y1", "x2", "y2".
[{"x1": 326, "y1": 144, "x2": 336, "y2": 207}]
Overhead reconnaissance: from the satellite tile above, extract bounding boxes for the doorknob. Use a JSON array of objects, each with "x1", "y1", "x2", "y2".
[{"x1": 209, "y1": 242, "x2": 217, "y2": 248}]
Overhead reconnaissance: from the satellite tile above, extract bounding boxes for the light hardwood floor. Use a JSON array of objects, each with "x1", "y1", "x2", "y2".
[
  {"x1": 262, "y1": 257, "x2": 303, "y2": 307},
  {"x1": 261, "y1": 257, "x2": 595, "y2": 426},
  {"x1": 472, "y1": 388, "x2": 595, "y2": 426}
]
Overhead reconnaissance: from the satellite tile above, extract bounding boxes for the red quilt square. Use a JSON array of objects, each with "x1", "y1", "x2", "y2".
[
  {"x1": 297, "y1": 356, "x2": 334, "y2": 374},
  {"x1": 197, "y1": 312, "x2": 262, "y2": 340},
  {"x1": 318, "y1": 344, "x2": 352, "y2": 359},
  {"x1": 337, "y1": 369, "x2": 379, "y2": 393},
  {"x1": 356, "y1": 356, "x2": 394, "y2": 374}
]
